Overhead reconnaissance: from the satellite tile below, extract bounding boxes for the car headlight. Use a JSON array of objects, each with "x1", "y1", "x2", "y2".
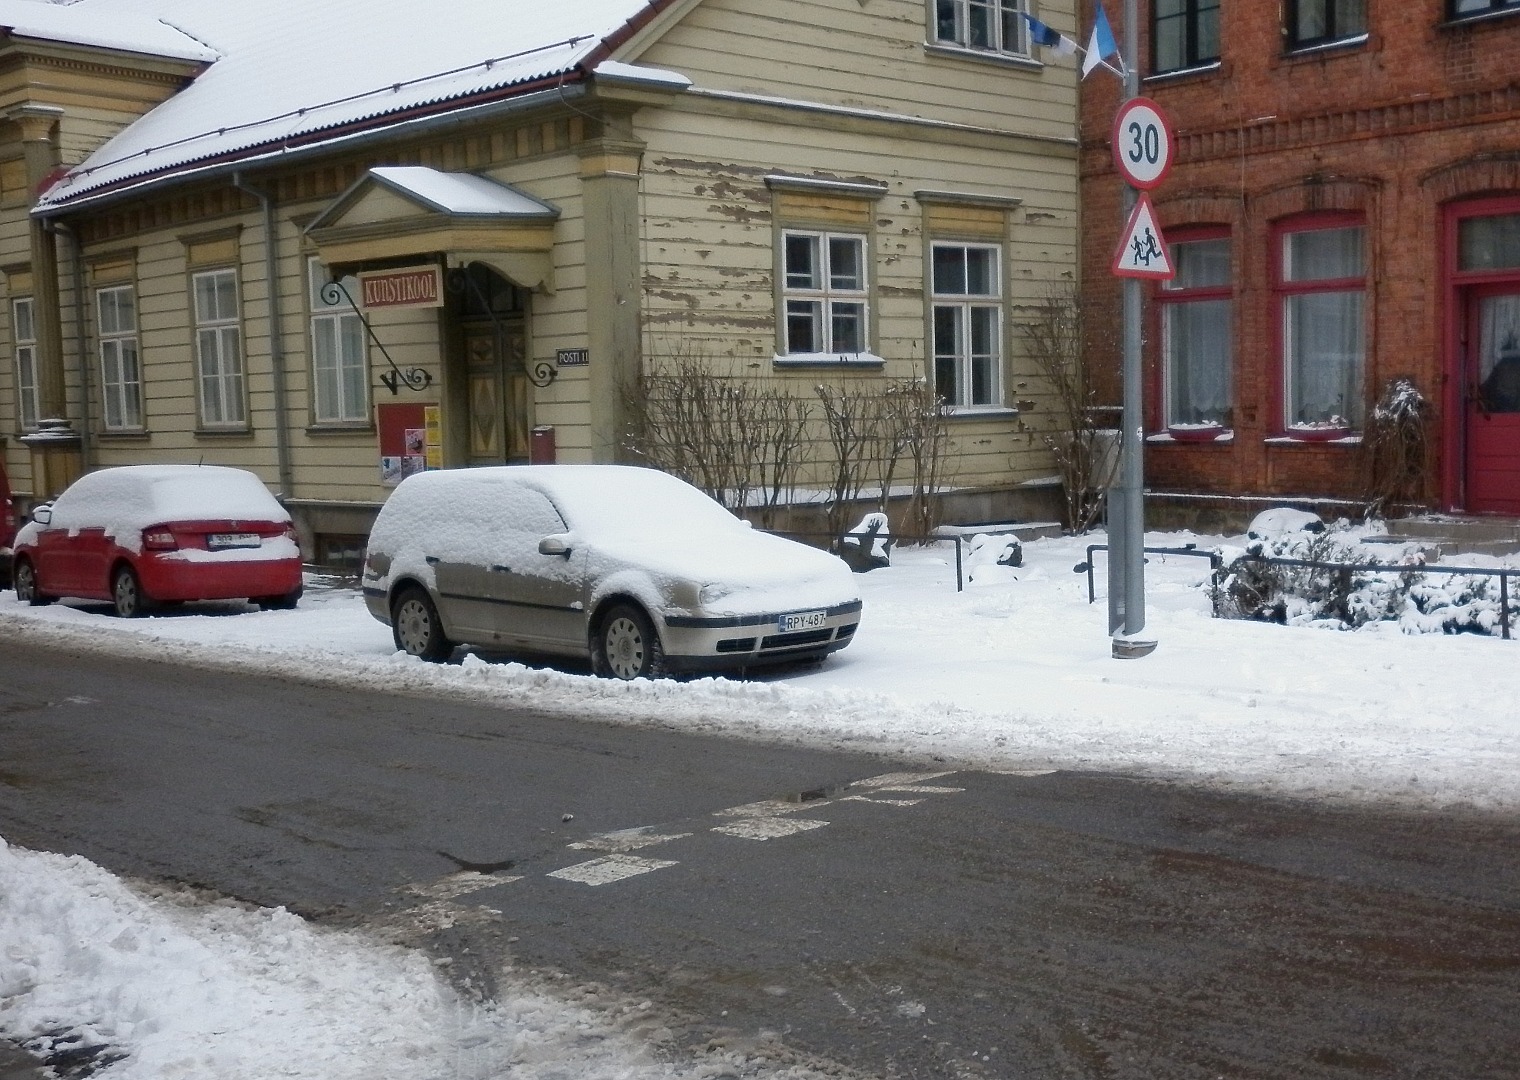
[{"x1": 699, "y1": 583, "x2": 731, "y2": 605}]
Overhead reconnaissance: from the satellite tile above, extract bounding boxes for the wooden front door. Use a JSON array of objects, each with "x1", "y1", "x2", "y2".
[
  {"x1": 464, "y1": 317, "x2": 530, "y2": 466},
  {"x1": 1464, "y1": 286, "x2": 1520, "y2": 513}
]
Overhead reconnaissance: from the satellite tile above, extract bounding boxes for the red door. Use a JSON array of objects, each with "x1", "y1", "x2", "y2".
[{"x1": 1465, "y1": 286, "x2": 1520, "y2": 513}]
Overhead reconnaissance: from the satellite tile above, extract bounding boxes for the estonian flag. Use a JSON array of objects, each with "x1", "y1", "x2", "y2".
[
  {"x1": 1082, "y1": 2, "x2": 1121, "y2": 78},
  {"x1": 1021, "y1": 13, "x2": 1078, "y2": 57}
]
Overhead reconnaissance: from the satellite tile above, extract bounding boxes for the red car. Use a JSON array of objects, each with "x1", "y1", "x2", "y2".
[{"x1": 12, "y1": 464, "x2": 303, "y2": 617}]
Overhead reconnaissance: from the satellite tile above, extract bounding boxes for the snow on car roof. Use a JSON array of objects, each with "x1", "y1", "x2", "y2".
[{"x1": 49, "y1": 465, "x2": 288, "y2": 537}]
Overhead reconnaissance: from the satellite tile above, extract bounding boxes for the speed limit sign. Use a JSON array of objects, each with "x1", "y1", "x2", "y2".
[{"x1": 1112, "y1": 97, "x2": 1174, "y2": 191}]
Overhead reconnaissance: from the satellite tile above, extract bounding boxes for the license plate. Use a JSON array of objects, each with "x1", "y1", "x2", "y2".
[
  {"x1": 777, "y1": 610, "x2": 826, "y2": 634},
  {"x1": 208, "y1": 532, "x2": 261, "y2": 550}
]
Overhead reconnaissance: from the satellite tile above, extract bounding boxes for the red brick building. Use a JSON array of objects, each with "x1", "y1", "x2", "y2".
[{"x1": 1080, "y1": 1, "x2": 1520, "y2": 525}]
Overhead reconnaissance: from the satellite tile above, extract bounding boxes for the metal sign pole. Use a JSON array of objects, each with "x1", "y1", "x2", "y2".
[{"x1": 1111, "y1": 0, "x2": 1156, "y2": 658}]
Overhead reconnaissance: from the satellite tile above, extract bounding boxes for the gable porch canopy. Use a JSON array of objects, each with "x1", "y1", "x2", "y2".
[{"x1": 305, "y1": 166, "x2": 561, "y2": 292}]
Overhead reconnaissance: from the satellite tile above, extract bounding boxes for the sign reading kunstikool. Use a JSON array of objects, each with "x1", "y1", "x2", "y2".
[{"x1": 358, "y1": 266, "x2": 443, "y2": 309}]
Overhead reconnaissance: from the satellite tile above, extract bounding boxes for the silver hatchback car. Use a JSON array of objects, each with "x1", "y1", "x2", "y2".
[{"x1": 361, "y1": 465, "x2": 862, "y2": 678}]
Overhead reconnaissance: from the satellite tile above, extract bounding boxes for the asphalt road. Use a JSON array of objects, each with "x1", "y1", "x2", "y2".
[{"x1": 2, "y1": 635, "x2": 1518, "y2": 1079}]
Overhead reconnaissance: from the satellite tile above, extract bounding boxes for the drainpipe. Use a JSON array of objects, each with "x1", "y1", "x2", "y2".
[
  {"x1": 52, "y1": 221, "x2": 93, "y2": 468},
  {"x1": 232, "y1": 173, "x2": 293, "y2": 499}
]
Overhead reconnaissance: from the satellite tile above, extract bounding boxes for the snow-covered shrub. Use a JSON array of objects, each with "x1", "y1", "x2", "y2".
[{"x1": 1214, "y1": 528, "x2": 1518, "y2": 636}]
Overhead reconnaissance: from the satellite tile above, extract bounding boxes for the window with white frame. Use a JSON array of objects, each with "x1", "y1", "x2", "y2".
[
  {"x1": 783, "y1": 231, "x2": 868, "y2": 356},
  {"x1": 12, "y1": 296, "x2": 38, "y2": 431},
  {"x1": 97, "y1": 285, "x2": 143, "y2": 431},
  {"x1": 931, "y1": 242, "x2": 1002, "y2": 409},
  {"x1": 308, "y1": 259, "x2": 369, "y2": 424},
  {"x1": 1276, "y1": 220, "x2": 1366, "y2": 430},
  {"x1": 1159, "y1": 233, "x2": 1232, "y2": 427},
  {"x1": 192, "y1": 268, "x2": 246, "y2": 427},
  {"x1": 931, "y1": 0, "x2": 1031, "y2": 58}
]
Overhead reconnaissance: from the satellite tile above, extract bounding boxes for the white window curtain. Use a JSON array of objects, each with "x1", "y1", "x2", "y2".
[
  {"x1": 1478, "y1": 294, "x2": 1520, "y2": 413},
  {"x1": 1283, "y1": 226, "x2": 1365, "y2": 427}
]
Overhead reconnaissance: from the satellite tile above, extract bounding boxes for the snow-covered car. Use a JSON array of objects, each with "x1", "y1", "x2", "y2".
[
  {"x1": 361, "y1": 465, "x2": 862, "y2": 678},
  {"x1": 12, "y1": 465, "x2": 303, "y2": 617}
]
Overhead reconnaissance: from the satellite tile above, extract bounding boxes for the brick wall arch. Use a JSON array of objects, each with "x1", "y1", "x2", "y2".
[{"x1": 1420, "y1": 152, "x2": 1520, "y2": 204}]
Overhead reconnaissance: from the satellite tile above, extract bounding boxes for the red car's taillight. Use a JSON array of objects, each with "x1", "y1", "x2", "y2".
[{"x1": 142, "y1": 528, "x2": 178, "y2": 551}]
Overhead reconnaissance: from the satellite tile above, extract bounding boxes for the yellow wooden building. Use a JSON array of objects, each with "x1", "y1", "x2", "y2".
[{"x1": 0, "y1": 0, "x2": 1081, "y2": 562}]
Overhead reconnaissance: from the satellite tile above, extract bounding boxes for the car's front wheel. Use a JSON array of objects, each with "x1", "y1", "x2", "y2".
[
  {"x1": 112, "y1": 566, "x2": 153, "y2": 618},
  {"x1": 593, "y1": 602, "x2": 666, "y2": 680},
  {"x1": 391, "y1": 586, "x2": 453, "y2": 662},
  {"x1": 13, "y1": 559, "x2": 53, "y2": 607}
]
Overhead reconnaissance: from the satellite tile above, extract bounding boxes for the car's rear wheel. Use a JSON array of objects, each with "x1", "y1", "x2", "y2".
[
  {"x1": 255, "y1": 585, "x2": 303, "y2": 610},
  {"x1": 112, "y1": 566, "x2": 153, "y2": 618},
  {"x1": 593, "y1": 602, "x2": 665, "y2": 680},
  {"x1": 392, "y1": 586, "x2": 453, "y2": 662},
  {"x1": 13, "y1": 559, "x2": 53, "y2": 607}
]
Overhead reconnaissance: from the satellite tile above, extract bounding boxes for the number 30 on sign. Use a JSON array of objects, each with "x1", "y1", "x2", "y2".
[{"x1": 1111, "y1": 97, "x2": 1174, "y2": 191}]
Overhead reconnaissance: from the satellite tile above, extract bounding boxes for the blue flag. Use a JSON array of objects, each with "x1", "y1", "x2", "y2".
[
  {"x1": 1083, "y1": 2, "x2": 1120, "y2": 78},
  {"x1": 1021, "y1": 13, "x2": 1078, "y2": 56}
]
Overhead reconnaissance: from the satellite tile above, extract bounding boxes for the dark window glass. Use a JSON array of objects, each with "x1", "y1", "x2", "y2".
[
  {"x1": 1288, "y1": 0, "x2": 1367, "y2": 48},
  {"x1": 1459, "y1": 213, "x2": 1520, "y2": 271},
  {"x1": 1152, "y1": 0, "x2": 1220, "y2": 73},
  {"x1": 1450, "y1": 0, "x2": 1520, "y2": 20}
]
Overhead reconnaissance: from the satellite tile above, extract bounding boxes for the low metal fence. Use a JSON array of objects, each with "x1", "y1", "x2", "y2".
[
  {"x1": 1073, "y1": 543, "x2": 1223, "y2": 604},
  {"x1": 766, "y1": 529, "x2": 967, "y2": 591},
  {"x1": 1226, "y1": 552, "x2": 1515, "y2": 640}
]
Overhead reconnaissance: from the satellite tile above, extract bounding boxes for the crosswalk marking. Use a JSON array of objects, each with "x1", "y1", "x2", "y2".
[
  {"x1": 841, "y1": 795, "x2": 924, "y2": 806},
  {"x1": 873, "y1": 785, "x2": 965, "y2": 794},
  {"x1": 405, "y1": 870, "x2": 521, "y2": 901},
  {"x1": 569, "y1": 828, "x2": 692, "y2": 852},
  {"x1": 711, "y1": 817, "x2": 829, "y2": 841},
  {"x1": 547, "y1": 854, "x2": 679, "y2": 886}
]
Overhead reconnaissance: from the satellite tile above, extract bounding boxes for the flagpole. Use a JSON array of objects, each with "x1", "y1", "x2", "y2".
[{"x1": 1109, "y1": 0, "x2": 1155, "y2": 658}]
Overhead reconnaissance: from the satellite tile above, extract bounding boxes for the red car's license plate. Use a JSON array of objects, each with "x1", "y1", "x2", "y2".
[{"x1": 207, "y1": 532, "x2": 261, "y2": 550}]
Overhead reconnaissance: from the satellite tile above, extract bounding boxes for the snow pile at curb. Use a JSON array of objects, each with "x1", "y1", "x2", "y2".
[{"x1": 0, "y1": 839, "x2": 841, "y2": 1080}]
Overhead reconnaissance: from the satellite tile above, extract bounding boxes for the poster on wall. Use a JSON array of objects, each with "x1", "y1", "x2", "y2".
[{"x1": 377, "y1": 402, "x2": 439, "y2": 486}]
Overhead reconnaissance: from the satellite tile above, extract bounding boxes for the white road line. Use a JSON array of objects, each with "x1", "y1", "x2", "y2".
[
  {"x1": 873, "y1": 784, "x2": 965, "y2": 794},
  {"x1": 711, "y1": 817, "x2": 829, "y2": 841},
  {"x1": 840, "y1": 795, "x2": 924, "y2": 807},
  {"x1": 712, "y1": 798, "x2": 822, "y2": 819},
  {"x1": 547, "y1": 854, "x2": 679, "y2": 885},
  {"x1": 569, "y1": 827, "x2": 693, "y2": 852},
  {"x1": 851, "y1": 770, "x2": 957, "y2": 789}
]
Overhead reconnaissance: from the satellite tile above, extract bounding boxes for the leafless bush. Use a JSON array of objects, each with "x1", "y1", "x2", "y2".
[
  {"x1": 1363, "y1": 376, "x2": 1432, "y2": 519},
  {"x1": 1017, "y1": 283, "x2": 1119, "y2": 533},
  {"x1": 883, "y1": 378, "x2": 951, "y2": 537}
]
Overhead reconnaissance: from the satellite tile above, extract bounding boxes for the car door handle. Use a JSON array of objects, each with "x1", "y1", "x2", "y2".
[{"x1": 490, "y1": 564, "x2": 512, "y2": 574}]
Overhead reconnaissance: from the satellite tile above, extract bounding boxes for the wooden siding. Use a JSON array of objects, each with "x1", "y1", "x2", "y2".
[{"x1": 630, "y1": 0, "x2": 1078, "y2": 143}]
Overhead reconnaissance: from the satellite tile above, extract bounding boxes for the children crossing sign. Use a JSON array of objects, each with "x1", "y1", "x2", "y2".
[{"x1": 1112, "y1": 193, "x2": 1173, "y2": 280}]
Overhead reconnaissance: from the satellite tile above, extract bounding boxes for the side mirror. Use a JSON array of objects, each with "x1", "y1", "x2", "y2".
[
  {"x1": 538, "y1": 534, "x2": 573, "y2": 556},
  {"x1": 31, "y1": 504, "x2": 52, "y2": 526}
]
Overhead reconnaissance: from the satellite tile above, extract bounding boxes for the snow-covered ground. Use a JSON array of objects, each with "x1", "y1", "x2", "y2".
[{"x1": 3, "y1": 525, "x2": 1517, "y2": 1079}]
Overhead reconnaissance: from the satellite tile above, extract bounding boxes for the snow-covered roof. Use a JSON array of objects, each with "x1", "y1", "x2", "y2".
[
  {"x1": 33, "y1": 0, "x2": 675, "y2": 212},
  {"x1": 365, "y1": 167, "x2": 559, "y2": 218},
  {"x1": 0, "y1": 0, "x2": 218, "y2": 64}
]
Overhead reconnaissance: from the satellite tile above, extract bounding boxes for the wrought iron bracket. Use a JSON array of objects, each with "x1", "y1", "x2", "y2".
[{"x1": 322, "y1": 280, "x2": 433, "y2": 396}]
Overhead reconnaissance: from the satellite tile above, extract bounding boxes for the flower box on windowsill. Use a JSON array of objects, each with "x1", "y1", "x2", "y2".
[
  {"x1": 1285, "y1": 422, "x2": 1354, "y2": 442},
  {"x1": 1166, "y1": 422, "x2": 1229, "y2": 443}
]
